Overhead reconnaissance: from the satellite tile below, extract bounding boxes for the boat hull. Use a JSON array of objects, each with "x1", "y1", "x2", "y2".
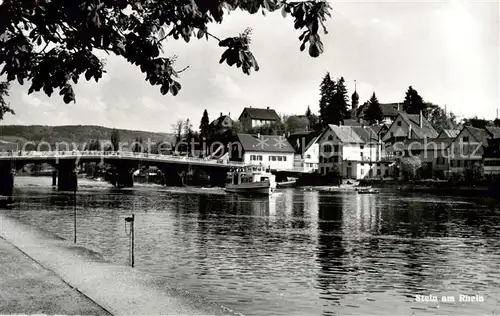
[
  {"x1": 225, "y1": 181, "x2": 271, "y2": 195},
  {"x1": 276, "y1": 180, "x2": 296, "y2": 188}
]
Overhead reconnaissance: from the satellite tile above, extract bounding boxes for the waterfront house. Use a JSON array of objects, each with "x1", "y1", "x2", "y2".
[
  {"x1": 230, "y1": 133, "x2": 295, "y2": 170},
  {"x1": 317, "y1": 125, "x2": 392, "y2": 179},
  {"x1": 238, "y1": 107, "x2": 281, "y2": 132},
  {"x1": 287, "y1": 131, "x2": 321, "y2": 172},
  {"x1": 483, "y1": 138, "x2": 500, "y2": 176},
  {"x1": 447, "y1": 126, "x2": 490, "y2": 176},
  {"x1": 382, "y1": 111, "x2": 438, "y2": 146}
]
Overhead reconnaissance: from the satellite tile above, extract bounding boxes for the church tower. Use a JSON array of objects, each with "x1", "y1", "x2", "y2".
[{"x1": 351, "y1": 80, "x2": 359, "y2": 119}]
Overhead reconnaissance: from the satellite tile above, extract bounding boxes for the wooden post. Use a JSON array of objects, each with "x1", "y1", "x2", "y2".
[
  {"x1": 73, "y1": 190, "x2": 77, "y2": 243},
  {"x1": 131, "y1": 214, "x2": 135, "y2": 268}
]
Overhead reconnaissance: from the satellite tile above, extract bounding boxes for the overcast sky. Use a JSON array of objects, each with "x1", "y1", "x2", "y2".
[{"x1": 3, "y1": 0, "x2": 499, "y2": 132}]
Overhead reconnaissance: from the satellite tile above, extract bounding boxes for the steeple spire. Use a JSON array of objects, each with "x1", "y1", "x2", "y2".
[{"x1": 351, "y1": 80, "x2": 359, "y2": 119}]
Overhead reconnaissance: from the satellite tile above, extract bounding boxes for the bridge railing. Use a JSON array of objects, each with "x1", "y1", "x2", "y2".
[{"x1": 0, "y1": 150, "x2": 248, "y2": 166}]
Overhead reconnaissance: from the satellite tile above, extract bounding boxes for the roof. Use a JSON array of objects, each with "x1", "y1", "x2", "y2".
[
  {"x1": 357, "y1": 102, "x2": 401, "y2": 118},
  {"x1": 239, "y1": 107, "x2": 280, "y2": 121},
  {"x1": 464, "y1": 126, "x2": 490, "y2": 146},
  {"x1": 326, "y1": 125, "x2": 365, "y2": 143},
  {"x1": 287, "y1": 131, "x2": 320, "y2": 154},
  {"x1": 485, "y1": 126, "x2": 500, "y2": 139},
  {"x1": 350, "y1": 126, "x2": 379, "y2": 143},
  {"x1": 236, "y1": 133, "x2": 295, "y2": 153},
  {"x1": 399, "y1": 112, "x2": 439, "y2": 139},
  {"x1": 209, "y1": 115, "x2": 233, "y2": 128},
  {"x1": 401, "y1": 137, "x2": 455, "y2": 150},
  {"x1": 367, "y1": 125, "x2": 384, "y2": 135},
  {"x1": 438, "y1": 129, "x2": 460, "y2": 138}
]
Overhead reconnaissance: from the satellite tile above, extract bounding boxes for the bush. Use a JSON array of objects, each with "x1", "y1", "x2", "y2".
[
  {"x1": 400, "y1": 156, "x2": 422, "y2": 180},
  {"x1": 464, "y1": 162, "x2": 484, "y2": 181}
]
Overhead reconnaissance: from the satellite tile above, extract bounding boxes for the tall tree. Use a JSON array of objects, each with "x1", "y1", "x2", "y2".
[
  {"x1": 332, "y1": 76, "x2": 349, "y2": 123},
  {"x1": 110, "y1": 128, "x2": 120, "y2": 152},
  {"x1": 0, "y1": 81, "x2": 15, "y2": 120},
  {"x1": 285, "y1": 116, "x2": 309, "y2": 133},
  {"x1": 305, "y1": 105, "x2": 319, "y2": 130},
  {"x1": 424, "y1": 103, "x2": 458, "y2": 132},
  {"x1": 172, "y1": 120, "x2": 183, "y2": 145},
  {"x1": 0, "y1": 1, "x2": 331, "y2": 105},
  {"x1": 132, "y1": 137, "x2": 143, "y2": 153},
  {"x1": 364, "y1": 92, "x2": 383, "y2": 125},
  {"x1": 199, "y1": 109, "x2": 210, "y2": 139},
  {"x1": 462, "y1": 116, "x2": 490, "y2": 129},
  {"x1": 403, "y1": 86, "x2": 425, "y2": 114},
  {"x1": 318, "y1": 73, "x2": 336, "y2": 126}
]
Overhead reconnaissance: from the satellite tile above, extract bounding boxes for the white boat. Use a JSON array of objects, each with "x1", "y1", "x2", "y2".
[{"x1": 225, "y1": 165, "x2": 276, "y2": 195}]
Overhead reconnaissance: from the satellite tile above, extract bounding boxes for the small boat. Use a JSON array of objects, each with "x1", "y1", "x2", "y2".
[
  {"x1": 276, "y1": 180, "x2": 296, "y2": 188},
  {"x1": 357, "y1": 187, "x2": 379, "y2": 194},
  {"x1": 225, "y1": 165, "x2": 276, "y2": 195}
]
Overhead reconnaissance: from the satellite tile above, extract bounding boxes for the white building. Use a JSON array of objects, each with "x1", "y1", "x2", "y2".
[
  {"x1": 287, "y1": 131, "x2": 320, "y2": 173},
  {"x1": 230, "y1": 133, "x2": 295, "y2": 170},
  {"x1": 317, "y1": 125, "x2": 392, "y2": 179}
]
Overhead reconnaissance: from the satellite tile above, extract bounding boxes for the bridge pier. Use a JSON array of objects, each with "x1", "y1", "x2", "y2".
[
  {"x1": 56, "y1": 160, "x2": 78, "y2": 191},
  {"x1": 116, "y1": 168, "x2": 134, "y2": 187},
  {"x1": 0, "y1": 161, "x2": 14, "y2": 205},
  {"x1": 52, "y1": 170, "x2": 57, "y2": 187},
  {"x1": 159, "y1": 167, "x2": 184, "y2": 186}
]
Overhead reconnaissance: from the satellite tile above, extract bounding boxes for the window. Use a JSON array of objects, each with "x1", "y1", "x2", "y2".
[
  {"x1": 272, "y1": 156, "x2": 277, "y2": 161},
  {"x1": 328, "y1": 135, "x2": 333, "y2": 140},
  {"x1": 348, "y1": 162, "x2": 351, "y2": 166},
  {"x1": 278, "y1": 156, "x2": 283, "y2": 161},
  {"x1": 360, "y1": 152, "x2": 364, "y2": 158},
  {"x1": 361, "y1": 168, "x2": 364, "y2": 175},
  {"x1": 283, "y1": 156, "x2": 287, "y2": 161},
  {"x1": 360, "y1": 145, "x2": 364, "y2": 150},
  {"x1": 377, "y1": 169, "x2": 381, "y2": 175},
  {"x1": 463, "y1": 136, "x2": 469, "y2": 142},
  {"x1": 323, "y1": 145, "x2": 332, "y2": 153},
  {"x1": 319, "y1": 156, "x2": 324, "y2": 163},
  {"x1": 361, "y1": 163, "x2": 364, "y2": 166},
  {"x1": 250, "y1": 155, "x2": 255, "y2": 161},
  {"x1": 306, "y1": 154, "x2": 311, "y2": 159},
  {"x1": 391, "y1": 132, "x2": 394, "y2": 138},
  {"x1": 334, "y1": 145, "x2": 339, "y2": 152},
  {"x1": 377, "y1": 163, "x2": 381, "y2": 167},
  {"x1": 258, "y1": 155, "x2": 263, "y2": 161},
  {"x1": 397, "y1": 121, "x2": 402, "y2": 126}
]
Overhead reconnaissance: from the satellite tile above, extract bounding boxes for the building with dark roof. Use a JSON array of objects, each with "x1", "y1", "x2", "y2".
[
  {"x1": 238, "y1": 107, "x2": 281, "y2": 132},
  {"x1": 382, "y1": 111, "x2": 438, "y2": 144},
  {"x1": 230, "y1": 133, "x2": 295, "y2": 170},
  {"x1": 355, "y1": 102, "x2": 402, "y2": 125},
  {"x1": 209, "y1": 112, "x2": 234, "y2": 131}
]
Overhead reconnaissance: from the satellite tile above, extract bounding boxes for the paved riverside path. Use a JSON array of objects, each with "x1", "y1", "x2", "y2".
[
  {"x1": 0, "y1": 237, "x2": 110, "y2": 315},
  {"x1": 0, "y1": 213, "x2": 239, "y2": 316}
]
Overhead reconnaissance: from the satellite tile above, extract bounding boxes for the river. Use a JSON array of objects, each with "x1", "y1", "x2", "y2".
[{"x1": 3, "y1": 176, "x2": 500, "y2": 315}]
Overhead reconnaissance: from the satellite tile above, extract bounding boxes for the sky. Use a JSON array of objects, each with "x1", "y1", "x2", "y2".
[{"x1": 2, "y1": 0, "x2": 499, "y2": 133}]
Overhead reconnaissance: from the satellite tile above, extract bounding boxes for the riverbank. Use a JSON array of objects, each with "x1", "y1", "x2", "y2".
[
  {"x1": 0, "y1": 237, "x2": 110, "y2": 315},
  {"x1": 359, "y1": 179, "x2": 500, "y2": 197},
  {"x1": 0, "y1": 212, "x2": 239, "y2": 316}
]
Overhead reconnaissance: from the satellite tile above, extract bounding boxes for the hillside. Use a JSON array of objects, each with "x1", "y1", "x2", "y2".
[{"x1": 0, "y1": 125, "x2": 174, "y2": 150}]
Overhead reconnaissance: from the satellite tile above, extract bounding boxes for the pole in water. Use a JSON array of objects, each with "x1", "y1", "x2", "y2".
[
  {"x1": 125, "y1": 214, "x2": 135, "y2": 267},
  {"x1": 73, "y1": 190, "x2": 77, "y2": 244}
]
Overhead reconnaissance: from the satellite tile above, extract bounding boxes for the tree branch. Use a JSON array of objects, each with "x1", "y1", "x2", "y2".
[{"x1": 176, "y1": 65, "x2": 190, "y2": 73}]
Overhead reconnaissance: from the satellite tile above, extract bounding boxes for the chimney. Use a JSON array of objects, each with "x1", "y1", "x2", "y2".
[
  {"x1": 408, "y1": 124, "x2": 412, "y2": 138},
  {"x1": 267, "y1": 106, "x2": 269, "y2": 110},
  {"x1": 397, "y1": 103, "x2": 400, "y2": 111},
  {"x1": 419, "y1": 110, "x2": 423, "y2": 128},
  {"x1": 220, "y1": 112, "x2": 222, "y2": 117},
  {"x1": 229, "y1": 112, "x2": 231, "y2": 118},
  {"x1": 257, "y1": 133, "x2": 260, "y2": 139}
]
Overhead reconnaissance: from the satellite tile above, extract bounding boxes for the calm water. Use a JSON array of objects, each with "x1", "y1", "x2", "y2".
[{"x1": 4, "y1": 176, "x2": 500, "y2": 315}]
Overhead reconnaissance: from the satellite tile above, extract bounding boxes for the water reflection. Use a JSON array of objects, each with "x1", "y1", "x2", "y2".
[{"x1": 4, "y1": 179, "x2": 500, "y2": 316}]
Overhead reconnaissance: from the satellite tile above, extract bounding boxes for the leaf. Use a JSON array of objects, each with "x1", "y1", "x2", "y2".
[
  {"x1": 197, "y1": 28, "x2": 204, "y2": 39},
  {"x1": 300, "y1": 41, "x2": 305, "y2": 51},
  {"x1": 160, "y1": 82, "x2": 170, "y2": 95},
  {"x1": 170, "y1": 81, "x2": 181, "y2": 96}
]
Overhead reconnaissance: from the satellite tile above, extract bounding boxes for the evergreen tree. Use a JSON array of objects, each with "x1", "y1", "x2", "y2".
[
  {"x1": 110, "y1": 129, "x2": 120, "y2": 152},
  {"x1": 305, "y1": 105, "x2": 319, "y2": 130},
  {"x1": 132, "y1": 137, "x2": 143, "y2": 153},
  {"x1": 332, "y1": 76, "x2": 349, "y2": 123},
  {"x1": 364, "y1": 92, "x2": 383, "y2": 124},
  {"x1": 403, "y1": 86, "x2": 425, "y2": 114},
  {"x1": 318, "y1": 73, "x2": 336, "y2": 126},
  {"x1": 199, "y1": 109, "x2": 210, "y2": 139},
  {"x1": 0, "y1": 81, "x2": 14, "y2": 120}
]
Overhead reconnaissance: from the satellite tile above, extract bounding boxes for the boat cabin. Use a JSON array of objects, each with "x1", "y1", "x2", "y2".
[{"x1": 226, "y1": 165, "x2": 272, "y2": 185}]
